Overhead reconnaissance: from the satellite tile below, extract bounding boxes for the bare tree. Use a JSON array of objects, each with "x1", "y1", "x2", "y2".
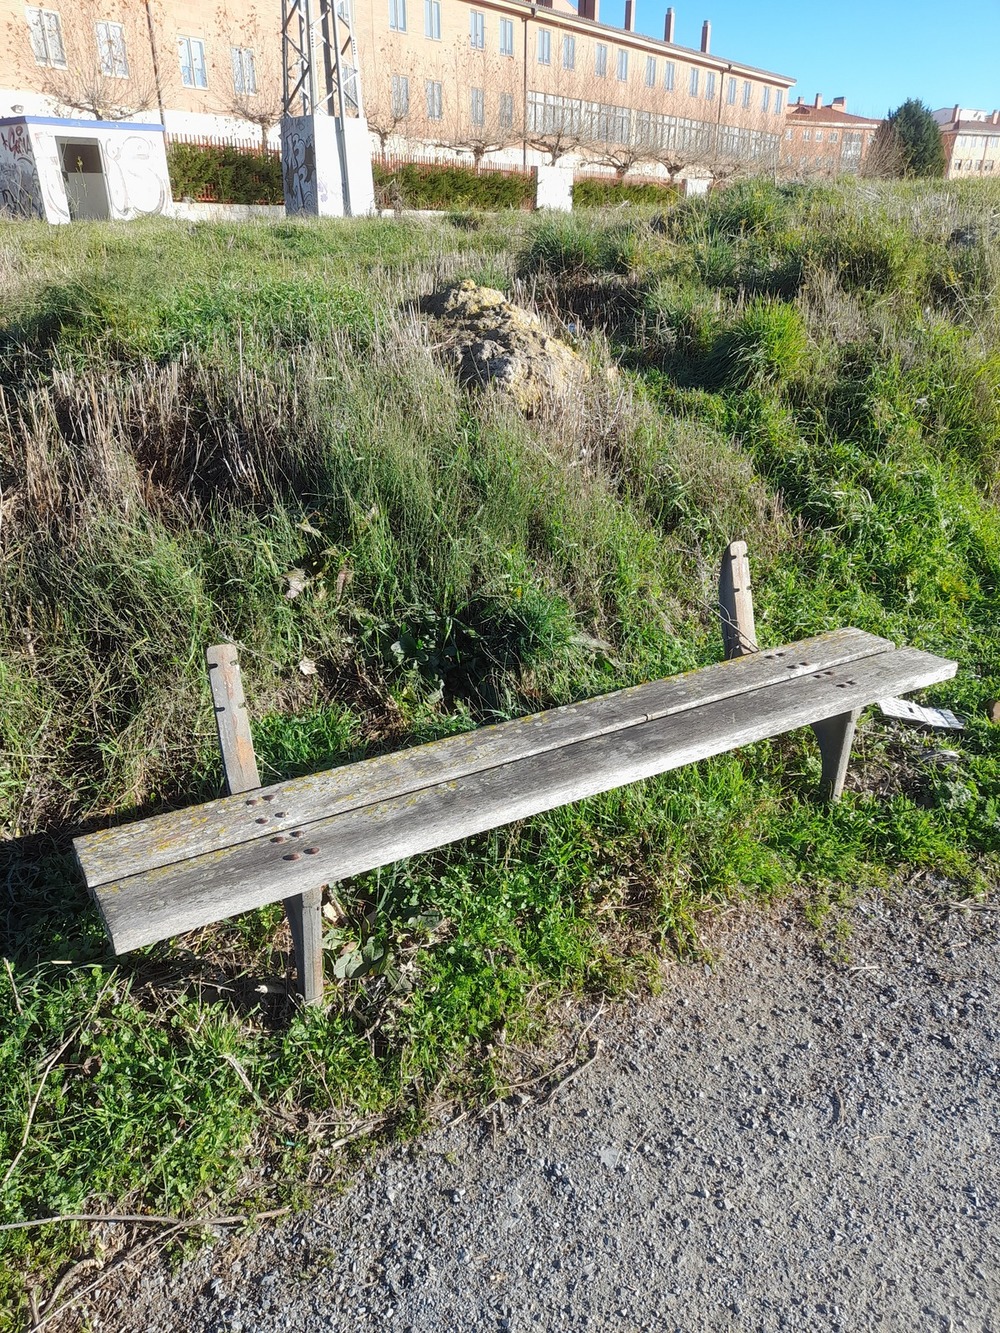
[
  {"x1": 523, "y1": 60, "x2": 598, "y2": 166},
  {"x1": 12, "y1": 0, "x2": 159, "y2": 121},
  {"x1": 365, "y1": 47, "x2": 423, "y2": 156},
  {"x1": 436, "y1": 46, "x2": 521, "y2": 167},
  {"x1": 214, "y1": 5, "x2": 283, "y2": 148},
  {"x1": 859, "y1": 122, "x2": 903, "y2": 179}
]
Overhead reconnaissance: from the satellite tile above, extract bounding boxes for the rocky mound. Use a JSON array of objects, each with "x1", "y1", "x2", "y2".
[{"x1": 420, "y1": 280, "x2": 588, "y2": 416}]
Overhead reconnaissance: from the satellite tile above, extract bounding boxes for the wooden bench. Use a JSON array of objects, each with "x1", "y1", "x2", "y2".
[{"x1": 74, "y1": 550, "x2": 957, "y2": 1005}]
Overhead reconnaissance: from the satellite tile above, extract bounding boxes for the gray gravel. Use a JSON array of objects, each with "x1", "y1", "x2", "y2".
[{"x1": 94, "y1": 887, "x2": 999, "y2": 1333}]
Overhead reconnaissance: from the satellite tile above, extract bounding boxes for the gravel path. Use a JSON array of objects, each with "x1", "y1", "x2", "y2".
[{"x1": 96, "y1": 888, "x2": 999, "y2": 1333}]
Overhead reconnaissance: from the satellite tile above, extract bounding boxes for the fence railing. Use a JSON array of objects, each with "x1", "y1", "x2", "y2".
[
  {"x1": 166, "y1": 131, "x2": 279, "y2": 158},
  {"x1": 376, "y1": 149, "x2": 532, "y2": 180}
]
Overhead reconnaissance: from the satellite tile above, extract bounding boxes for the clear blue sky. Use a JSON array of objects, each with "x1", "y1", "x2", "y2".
[{"x1": 622, "y1": 0, "x2": 1000, "y2": 118}]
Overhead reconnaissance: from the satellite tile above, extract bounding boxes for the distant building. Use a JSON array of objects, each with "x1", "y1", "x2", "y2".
[
  {"x1": 782, "y1": 95, "x2": 882, "y2": 178},
  {"x1": 933, "y1": 107, "x2": 1000, "y2": 179},
  {"x1": 0, "y1": 1, "x2": 796, "y2": 183}
]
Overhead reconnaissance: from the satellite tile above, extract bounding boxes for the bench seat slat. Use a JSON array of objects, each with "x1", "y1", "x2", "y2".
[
  {"x1": 88, "y1": 645, "x2": 955, "y2": 954},
  {"x1": 76, "y1": 628, "x2": 894, "y2": 888}
]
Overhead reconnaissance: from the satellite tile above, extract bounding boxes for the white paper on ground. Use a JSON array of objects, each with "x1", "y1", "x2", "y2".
[{"x1": 878, "y1": 697, "x2": 964, "y2": 730}]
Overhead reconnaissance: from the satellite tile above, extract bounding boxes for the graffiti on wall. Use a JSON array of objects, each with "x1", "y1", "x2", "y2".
[
  {"x1": 282, "y1": 118, "x2": 319, "y2": 214},
  {"x1": 0, "y1": 122, "x2": 44, "y2": 218},
  {"x1": 102, "y1": 134, "x2": 170, "y2": 218}
]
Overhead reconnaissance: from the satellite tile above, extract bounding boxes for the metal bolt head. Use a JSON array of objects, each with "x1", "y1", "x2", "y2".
[{"x1": 283, "y1": 852, "x2": 302, "y2": 861}]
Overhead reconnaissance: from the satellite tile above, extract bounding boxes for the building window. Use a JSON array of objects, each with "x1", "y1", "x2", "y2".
[
  {"x1": 595, "y1": 42, "x2": 607, "y2": 76},
  {"x1": 689, "y1": 67, "x2": 699, "y2": 97},
  {"x1": 726, "y1": 76, "x2": 736, "y2": 105},
  {"x1": 664, "y1": 60, "x2": 674, "y2": 91},
  {"x1": 499, "y1": 17, "x2": 513, "y2": 55},
  {"x1": 774, "y1": 90, "x2": 783, "y2": 114},
  {"x1": 425, "y1": 78, "x2": 442, "y2": 118},
  {"x1": 388, "y1": 0, "x2": 406, "y2": 31},
  {"x1": 829, "y1": 130, "x2": 838, "y2": 143},
  {"x1": 499, "y1": 91, "x2": 514, "y2": 128},
  {"x1": 815, "y1": 130, "x2": 824, "y2": 142},
  {"x1": 469, "y1": 10, "x2": 484, "y2": 48},
  {"x1": 391, "y1": 73, "x2": 409, "y2": 117},
  {"x1": 537, "y1": 29, "x2": 551, "y2": 64},
  {"x1": 97, "y1": 21, "x2": 128, "y2": 79},
  {"x1": 26, "y1": 8, "x2": 65, "y2": 67},
  {"x1": 644, "y1": 55, "x2": 656, "y2": 87},
  {"x1": 742, "y1": 80, "x2": 751, "y2": 108},
  {"x1": 616, "y1": 48, "x2": 628, "y2": 81},
  {"x1": 705, "y1": 72, "x2": 716, "y2": 99},
  {"x1": 563, "y1": 35, "x2": 575, "y2": 69},
  {"x1": 470, "y1": 86, "x2": 485, "y2": 125},
  {"x1": 761, "y1": 86, "x2": 771, "y2": 112},
  {"x1": 424, "y1": 0, "x2": 440, "y2": 40},
  {"x1": 178, "y1": 36, "x2": 208, "y2": 89},
  {"x1": 802, "y1": 129, "x2": 811, "y2": 140},
  {"x1": 230, "y1": 46, "x2": 256, "y2": 94}
]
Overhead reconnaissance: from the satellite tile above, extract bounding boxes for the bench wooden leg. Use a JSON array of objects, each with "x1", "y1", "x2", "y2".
[
  {"x1": 283, "y1": 887, "x2": 325, "y2": 1004},
  {"x1": 206, "y1": 644, "x2": 325, "y2": 1005},
  {"x1": 811, "y1": 709, "x2": 859, "y2": 802},
  {"x1": 718, "y1": 540, "x2": 759, "y2": 659}
]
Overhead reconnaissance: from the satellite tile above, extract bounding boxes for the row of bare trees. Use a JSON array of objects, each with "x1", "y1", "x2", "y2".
[
  {"x1": 10, "y1": 2, "x2": 283, "y2": 147},
  {"x1": 19, "y1": 8, "x2": 796, "y2": 184},
  {"x1": 365, "y1": 46, "x2": 785, "y2": 184}
]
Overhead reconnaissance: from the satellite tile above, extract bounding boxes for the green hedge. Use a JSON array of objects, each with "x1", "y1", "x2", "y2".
[
  {"x1": 372, "y1": 161, "x2": 534, "y2": 211},
  {"x1": 166, "y1": 142, "x2": 283, "y2": 205},
  {"x1": 573, "y1": 177, "x2": 680, "y2": 207}
]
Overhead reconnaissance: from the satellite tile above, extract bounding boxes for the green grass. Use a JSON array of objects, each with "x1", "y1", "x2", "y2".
[{"x1": 2, "y1": 182, "x2": 1000, "y2": 1326}]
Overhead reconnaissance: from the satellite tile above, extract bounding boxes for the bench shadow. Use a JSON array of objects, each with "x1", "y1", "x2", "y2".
[{"x1": 1, "y1": 820, "x2": 305, "y2": 1028}]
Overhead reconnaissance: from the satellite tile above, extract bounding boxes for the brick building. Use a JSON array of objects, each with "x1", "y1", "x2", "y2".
[
  {"x1": 0, "y1": 1, "x2": 797, "y2": 177},
  {"x1": 781, "y1": 95, "x2": 881, "y2": 178},
  {"x1": 933, "y1": 106, "x2": 1000, "y2": 179}
]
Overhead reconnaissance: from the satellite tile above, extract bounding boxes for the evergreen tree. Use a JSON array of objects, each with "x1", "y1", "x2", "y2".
[{"x1": 882, "y1": 99, "x2": 946, "y2": 177}]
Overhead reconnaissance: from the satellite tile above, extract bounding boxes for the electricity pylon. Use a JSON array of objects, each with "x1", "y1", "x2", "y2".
[{"x1": 280, "y1": 0, "x2": 374, "y2": 217}]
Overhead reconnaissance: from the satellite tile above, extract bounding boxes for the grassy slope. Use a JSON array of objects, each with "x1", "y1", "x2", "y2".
[{"x1": 2, "y1": 184, "x2": 999, "y2": 1322}]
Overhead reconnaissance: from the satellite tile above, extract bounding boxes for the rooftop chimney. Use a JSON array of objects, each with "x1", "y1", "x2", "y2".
[
  {"x1": 624, "y1": 0, "x2": 635, "y2": 30},
  {"x1": 700, "y1": 19, "x2": 711, "y2": 52},
  {"x1": 813, "y1": 94, "x2": 822, "y2": 109},
  {"x1": 577, "y1": 0, "x2": 599, "y2": 18},
  {"x1": 831, "y1": 96, "x2": 846, "y2": 109},
  {"x1": 664, "y1": 6, "x2": 675, "y2": 42}
]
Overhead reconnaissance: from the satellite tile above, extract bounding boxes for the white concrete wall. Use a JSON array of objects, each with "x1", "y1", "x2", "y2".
[
  {"x1": 0, "y1": 117, "x2": 171, "y2": 222},
  {"x1": 536, "y1": 163, "x2": 573, "y2": 211}
]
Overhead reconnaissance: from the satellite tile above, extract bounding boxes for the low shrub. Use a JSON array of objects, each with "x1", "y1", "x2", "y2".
[
  {"x1": 166, "y1": 142, "x2": 283, "y2": 205},
  {"x1": 372, "y1": 161, "x2": 534, "y2": 210},
  {"x1": 573, "y1": 177, "x2": 680, "y2": 208}
]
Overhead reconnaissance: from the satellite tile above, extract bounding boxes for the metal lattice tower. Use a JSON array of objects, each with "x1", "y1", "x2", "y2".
[{"x1": 281, "y1": 0, "x2": 364, "y2": 121}]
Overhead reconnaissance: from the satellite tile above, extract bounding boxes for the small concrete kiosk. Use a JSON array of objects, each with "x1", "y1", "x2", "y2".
[{"x1": 0, "y1": 116, "x2": 171, "y2": 223}]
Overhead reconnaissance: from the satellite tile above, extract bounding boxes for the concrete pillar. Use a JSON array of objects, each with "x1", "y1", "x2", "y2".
[
  {"x1": 281, "y1": 113, "x2": 375, "y2": 218},
  {"x1": 535, "y1": 164, "x2": 573, "y2": 211}
]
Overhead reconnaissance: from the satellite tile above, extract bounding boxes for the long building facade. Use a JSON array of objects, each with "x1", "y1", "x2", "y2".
[{"x1": 0, "y1": 1, "x2": 796, "y2": 180}]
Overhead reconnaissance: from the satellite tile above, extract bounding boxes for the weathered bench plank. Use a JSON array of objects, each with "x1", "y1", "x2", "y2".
[
  {"x1": 86, "y1": 645, "x2": 955, "y2": 953},
  {"x1": 77, "y1": 627, "x2": 895, "y2": 888}
]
